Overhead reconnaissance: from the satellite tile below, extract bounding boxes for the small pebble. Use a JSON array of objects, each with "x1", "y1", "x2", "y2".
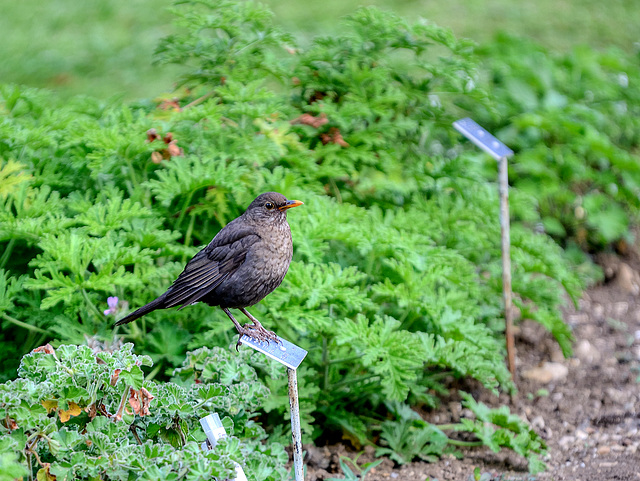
[
  {"x1": 575, "y1": 429, "x2": 588, "y2": 440},
  {"x1": 612, "y1": 301, "x2": 629, "y2": 317},
  {"x1": 531, "y1": 415, "x2": 545, "y2": 430},
  {"x1": 592, "y1": 304, "x2": 605, "y2": 319},
  {"x1": 559, "y1": 436, "x2": 575, "y2": 449}
]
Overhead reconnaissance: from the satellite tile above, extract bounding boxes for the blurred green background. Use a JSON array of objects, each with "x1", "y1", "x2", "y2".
[{"x1": 1, "y1": 0, "x2": 637, "y2": 100}]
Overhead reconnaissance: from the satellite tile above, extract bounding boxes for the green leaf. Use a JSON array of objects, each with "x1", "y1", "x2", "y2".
[{"x1": 120, "y1": 365, "x2": 144, "y2": 390}]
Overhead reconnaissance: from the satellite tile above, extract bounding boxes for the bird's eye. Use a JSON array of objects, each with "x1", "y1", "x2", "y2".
[{"x1": 265, "y1": 202, "x2": 275, "y2": 210}]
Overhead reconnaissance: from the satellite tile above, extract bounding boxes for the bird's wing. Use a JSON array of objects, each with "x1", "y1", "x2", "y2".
[{"x1": 162, "y1": 222, "x2": 260, "y2": 309}]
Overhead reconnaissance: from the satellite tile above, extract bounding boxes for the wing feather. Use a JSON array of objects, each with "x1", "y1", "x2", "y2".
[{"x1": 159, "y1": 222, "x2": 260, "y2": 309}]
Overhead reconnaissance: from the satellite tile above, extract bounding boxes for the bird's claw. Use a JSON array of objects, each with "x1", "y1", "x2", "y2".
[
  {"x1": 235, "y1": 323, "x2": 280, "y2": 350},
  {"x1": 244, "y1": 322, "x2": 280, "y2": 343}
]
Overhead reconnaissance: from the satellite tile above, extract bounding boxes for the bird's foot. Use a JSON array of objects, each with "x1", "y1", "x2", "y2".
[
  {"x1": 243, "y1": 322, "x2": 279, "y2": 343},
  {"x1": 234, "y1": 324, "x2": 280, "y2": 350}
]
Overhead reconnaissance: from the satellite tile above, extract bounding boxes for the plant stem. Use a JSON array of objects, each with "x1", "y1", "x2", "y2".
[
  {"x1": 26, "y1": 450, "x2": 33, "y2": 481},
  {"x1": 125, "y1": 157, "x2": 140, "y2": 189},
  {"x1": 436, "y1": 423, "x2": 484, "y2": 446},
  {"x1": 130, "y1": 424, "x2": 143, "y2": 445},
  {"x1": 327, "y1": 353, "x2": 365, "y2": 365},
  {"x1": 183, "y1": 91, "x2": 215, "y2": 110},
  {"x1": 0, "y1": 312, "x2": 51, "y2": 334},
  {"x1": 399, "y1": 312, "x2": 419, "y2": 331},
  {"x1": 0, "y1": 238, "x2": 16, "y2": 269},
  {"x1": 322, "y1": 336, "x2": 329, "y2": 391},
  {"x1": 145, "y1": 363, "x2": 163, "y2": 382},
  {"x1": 329, "y1": 178, "x2": 342, "y2": 204},
  {"x1": 176, "y1": 191, "x2": 194, "y2": 232},
  {"x1": 447, "y1": 439, "x2": 483, "y2": 447},
  {"x1": 436, "y1": 423, "x2": 459, "y2": 431},
  {"x1": 26, "y1": 439, "x2": 47, "y2": 468},
  {"x1": 82, "y1": 289, "x2": 104, "y2": 320},
  {"x1": 424, "y1": 371, "x2": 452, "y2": 381},
  {"x1": 331, "y1": 373, "x2": 378, "y2": 389},
  {"x1": 114, "y1": 386, "x2": 131, "y2": 421}
]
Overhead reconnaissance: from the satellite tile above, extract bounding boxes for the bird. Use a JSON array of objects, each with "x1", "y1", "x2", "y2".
[{"x1": 114, "y1": 192, "x2": 303, "y2": 347}]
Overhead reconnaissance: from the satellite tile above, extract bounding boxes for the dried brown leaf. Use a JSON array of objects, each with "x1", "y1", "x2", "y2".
[
  {"x1": 332, "y1": 130, "x2": 349, "y2": 147},
  {"x1": 167, "y1": 142, "x2": 183, "y2": 157},
  {"x1": 140, "y1": 387, "x2": 154, "y2": 416},
  {"x1": 4, "y1": 417, "x2": 18, "y2": 431},
  {"x1": 151, "y1": 151, "x2": 164, "y2": 164},
  {"x1": 128, "y1": 387, "x2": 154, "y2": 416},
  {"x1": 85, "y1": 402, "x2": 97, "y2": 420},
  {"x1": 290, "y1": 113, "x2": 328, "y2": 129},
  {"x1": 321, "y1": 127, "x2": 349, "y2": 147},
  {"x1": 158, "y1": 99, "x2": 181, "y2": 111},
  {"x1": 110, "y1": 368, "x2": 122, "y2": 386},
  {"x1": 146, "y1": 128, "x2": 159, "y2": 143},
  {"x1": 32, "y1": 344, "x2": 55, "y2": 355},
  {"x1": 128, "y1": 389, "x2": 141, "y2": 416}
]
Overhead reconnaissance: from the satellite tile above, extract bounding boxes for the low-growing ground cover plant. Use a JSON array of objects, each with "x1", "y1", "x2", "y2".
[
  {"x1": 0, "y1": 343, "x2": 287, "y2": 480},
  {"x1": 3, "y1": 0, "x2": 635, "y2": 473}
]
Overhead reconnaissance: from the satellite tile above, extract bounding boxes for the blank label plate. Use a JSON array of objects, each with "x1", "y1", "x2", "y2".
[
  {"x1": 453, "y1": 117, "x2": 514, "y2": 160},
  {"x1": 240, "y1": 335, "x2": 307, "y2": 370}
]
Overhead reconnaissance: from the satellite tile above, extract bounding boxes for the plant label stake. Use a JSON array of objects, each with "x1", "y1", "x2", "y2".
[
  {"x1": 240, "y1": 334, "x2": 308, "y2": 481},
  {"x1": 200, "y1": 413, "x2": 248, "y2": 481},
  {"x1": 453, "y1": 117, "x2": 516, "y2": 380}
]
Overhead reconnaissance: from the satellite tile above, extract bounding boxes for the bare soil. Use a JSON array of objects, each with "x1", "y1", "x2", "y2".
[{"x1": 304, "y1": 257, "x2": 640, "y2": 480}]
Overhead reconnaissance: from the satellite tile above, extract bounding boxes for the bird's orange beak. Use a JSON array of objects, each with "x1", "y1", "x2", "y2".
[{"x1": 279, "y1": 199, "x2": 304, "y2": 211}]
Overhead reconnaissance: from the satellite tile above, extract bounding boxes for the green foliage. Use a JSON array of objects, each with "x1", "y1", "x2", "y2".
[
  {"x1": 155, "y1": 0, "x2": 295, "y2": 87},
  {"x1": 475, "y1": 34, "x2": 640, "y2": 248},
  {"x1": 458, "y1": 393, "x2": 547, "y2": 474},
  {"x1": 0, "y1": 0, "x2": 596, "y2": 472},
  {"x1": 376, "y1": 397, "x2": 546, "y2": 472},
  {"x1": 2, "y1": 0, "x2": 638, "y2": 102},
  {"x1": 326, "y1": 454, "x2": 383, "y2": 481},
  {"x1": 376, "y1": 403, "x2": 451, "y2": 464},
  {"x1": 0, "y1": 344, "x2": 287, "y2": 480}
]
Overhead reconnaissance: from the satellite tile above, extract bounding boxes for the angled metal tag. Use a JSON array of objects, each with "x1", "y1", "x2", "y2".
[
  {"x1": 453, "y1": 117, "x2": 514, "y2": 160},
  {"x1": 240, "y1": 335, "x2": 307, "y2": 370}
]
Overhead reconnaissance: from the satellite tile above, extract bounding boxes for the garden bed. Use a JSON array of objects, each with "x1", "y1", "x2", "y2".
[{"x1": 305, "y1": 257, "x2": 640, "y2": 480}]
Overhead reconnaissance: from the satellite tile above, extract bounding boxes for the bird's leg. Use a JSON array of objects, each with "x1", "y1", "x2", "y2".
[
  {"x1": 239, "y1": 307, "x2": 280, "y2": 344},
  {"x1": 222, "y1": 307, "x2": 271, "y2": 350}
]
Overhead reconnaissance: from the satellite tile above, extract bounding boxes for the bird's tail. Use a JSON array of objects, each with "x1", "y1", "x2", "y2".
[{"x1": 114, "y1": 296, "x2": 165, "y2": 326}]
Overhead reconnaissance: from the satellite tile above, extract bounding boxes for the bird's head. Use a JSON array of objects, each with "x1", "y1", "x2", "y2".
[{"x1": 244, "y1": 192, "x2": 303, "y2": 224}]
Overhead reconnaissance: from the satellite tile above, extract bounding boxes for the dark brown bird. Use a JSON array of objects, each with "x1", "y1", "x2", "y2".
[{"x1": 115, "y1": 192, "x2": 303, "y2": 345}]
